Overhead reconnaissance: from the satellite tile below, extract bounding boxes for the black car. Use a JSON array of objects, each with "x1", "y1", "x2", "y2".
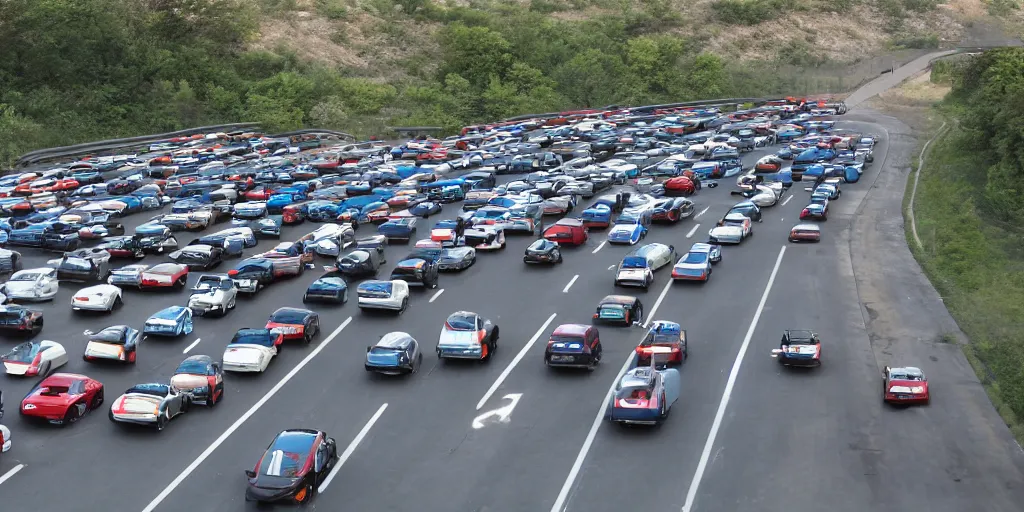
[
  {"x1": 52, "y1": 248, "x2": 111, "y2": 282},
  {"x1": 228, "y1": 258, "x2": 276, "y2": 294},
  {"x1": 438, "y1": 246, "x2": 476, "y2": 271},
  {"x1": 593, "y1": 295, "x2": 644, "y2": 326},
  {"x1": 167, "y1": 244, "x2": 224, "y2": 270},
  {"x1": 390, "y1": 247, "x2": 440, "y2": 289},
  {"x1": 724, "y1": 201, "x2": 762, "y2": 223},
  {"x1": 0, "y1": 305, "x2": 43, "y2": 336},
  {"x1": 303, "y1": 272, "x2": 349, "y2": 304},
  {"x1": 355, "y1": 235, "x2": 387, "y2": 264},
  {"x1": 524, "y1": 239, "x2": 562, "y2": 264},
  {"x1": 245, "y1": 429, "x2": 338, "y2": 504},
  {"x1": 336, "y1": 249, "x2": 382, "y2": 278}
]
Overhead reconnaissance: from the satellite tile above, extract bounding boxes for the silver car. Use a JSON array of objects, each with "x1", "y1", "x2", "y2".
[
  {"x1": 188, "y1": 274, "x2": 238, "y2": 317},
  {"x1": 436, "y1": 311, "x2": 499, "y2": 361},
  {"x1": 2, "y1": 268, "x2": 59, "y2": 302}
]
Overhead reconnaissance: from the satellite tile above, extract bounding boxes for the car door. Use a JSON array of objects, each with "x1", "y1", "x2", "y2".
[
  {"x1": 43, "y1": 269, "x2": 58, "y2": 294},
  {"x1": 166, "y1": 388, "x2": 181, "y2": 418}
]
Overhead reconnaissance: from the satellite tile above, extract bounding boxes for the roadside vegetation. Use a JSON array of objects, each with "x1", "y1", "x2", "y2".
[
  {"x1": 0, "y1": 0, "x2": 1006, "y2": 166},
  {"x1": 909, "y1": 49, "x2": 1024, "y2": 440}
]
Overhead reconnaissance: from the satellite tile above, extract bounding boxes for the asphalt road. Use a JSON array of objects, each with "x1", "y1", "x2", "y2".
[{"x1": 2, "y1": 116, "x2": 1023, "y2": 512}]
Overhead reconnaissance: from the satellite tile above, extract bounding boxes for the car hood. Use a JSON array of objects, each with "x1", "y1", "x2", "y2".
[
  {"x1": 189, "y1": 290, "x2": 226, "y2": 303},
  {"x1": 609, "y1": 225, "x2": 638, "y2": 237},
  {"x1": 170, "y1": 373, "x2": 208, "y2": 391},
  {"x1": 4, "y1": 282, "x2": 39, "y2": 294},
  {"x1": 710, "y1": 226, "x2": 743, "y2": 236},
  {"x1": 116, "y1": 393, "x2": 162, "y2": 415},
  {"x1": 223, "y1": 345, "x2": 269, "y2": 363},
  {"x1": 438, "y1": 329, "x2": 480, "y2": 347}
]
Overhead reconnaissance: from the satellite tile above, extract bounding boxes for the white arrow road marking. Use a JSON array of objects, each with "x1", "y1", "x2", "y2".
[
  {"x1": 686, "y1": 224, "x2": 700, "y2": 239},
  {"x1": 318, "y1": 403, "x2": 388, "y2": 493},
  {"x1": 782, "y1": 195, "x2": 794, "y2": 206},
  {"x1": 696, "y1": 206, "x2": 709, "y2": 218},
  {"x1": 591, "y1": 241, "x2": 606, "y2": 254},
  {"x1": 476, "y1": 313, "x2": 557, "y2": 410},
  {"x1": 472, "y1": 393, "x2": 523, "y2": 429},
  {"x1": 429, "y1": 289, "x2": 445, "y2": 302},
  {"x1": 562, "y1": 275, "x2": 579, "y2": 293},
  {"x1": 182, "y1": 338, "x2": 201, "y2": 354},
  {"x1": 0, "y1": 464, "x2": 24, "y2": 486}
]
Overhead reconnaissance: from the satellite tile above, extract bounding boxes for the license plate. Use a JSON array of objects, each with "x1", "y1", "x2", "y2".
[
  {"x1": 192, "y1": 387, "x2": 206, "y2": 394},
  {"x1": 897, "y1": 395, "x2": 910, "y2": 400},
  {"x1": 552, "y1": 355, "x2": 574, "y2": 362}
]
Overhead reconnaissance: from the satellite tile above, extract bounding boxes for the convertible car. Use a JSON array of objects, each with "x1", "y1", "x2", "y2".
[
  {"x1": 109, "y1": 383, "x2": 191, "y2": 431},
  {"x1": 188, "y1": 274, "x2": 238, "y2": 317},
  {"x1": 107, "y1": 264, "x2": 150, "y2": 287},
  {"x1": 635, "y1": 321, "x2": 688, "y2": 365},
  {"x1": 2, "y1": 340, "x2": 68, "y2": 377},
  {"x1": 614, "y1": 243, "x2": 675, "y2": 289},
  {"x1": 607, "y1": 209, "x2": 651, "y2": 245},
  {"x1": 4, "y1": 267, "x2": 60, "y2": 302},
  {"x1": 83, "y1": 325, "x2": 141, "y2": 364},
  {"x1": 170, "y1": 355, "x2": 224, "y2": 407},
  {"x1": 144, "y1": 306, "x2": 194, "y2": 337},
  {"x1": 222, "y1": 328, "x2": 283, "y2": 373},
  {"x1": 771, "y1": 329, "x2": 821, "y2": 367},
  {"x1": 20, "y1": 373, "x2": 105, "y2": 426},
  {"x1": 244, "y1": 429, "x2": 338, "y2": 504},
  {"x1": 605, "y1": 360, "x2": 680, "y2": 426},
  {"x1": 708, "y1": 213, "x2": 752, "y2": 244}
]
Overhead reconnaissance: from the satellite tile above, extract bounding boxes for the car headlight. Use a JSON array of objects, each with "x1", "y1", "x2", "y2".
[
  {"x1": 911, "y1": 386, "x2": 925, "y2": 394},
  {"x1": 23, "y1": 404, "x2": 36, "y2": 410}
]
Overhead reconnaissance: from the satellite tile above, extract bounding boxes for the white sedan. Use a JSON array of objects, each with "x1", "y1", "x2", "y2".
[
  {"x1": 2, "y1": 268, "x2": 59, "y2": 302},
  {"x1": 222, "y1": 329, "x2": 280, "y2": 373},
  {"x1": 72, "y1": 284, "x2": 123, "y2": 312}
]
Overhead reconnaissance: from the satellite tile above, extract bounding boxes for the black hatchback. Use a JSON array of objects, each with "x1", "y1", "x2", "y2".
[{"x1": 524, "y1": 239, "x2": 562, "y2": 264}]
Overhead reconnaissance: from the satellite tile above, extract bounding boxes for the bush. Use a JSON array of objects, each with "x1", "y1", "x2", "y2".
[{"x1": 710, "y1": 0, "x2": 794, "y2": 25}]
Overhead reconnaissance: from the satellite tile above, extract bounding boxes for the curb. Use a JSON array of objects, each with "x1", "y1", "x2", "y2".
[{"x1": 907, "y1": 121, "x2": 950, "y2": 250}]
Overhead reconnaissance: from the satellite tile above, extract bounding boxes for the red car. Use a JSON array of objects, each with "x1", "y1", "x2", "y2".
[
  {"x1": 266, "y1": 307, "x2": 321, "y2": 344},
  {"x1": 662, "y1": 176, "x2": 695, "y2": 197},
  {"x1": 543, "y1": 218, "x2": 589, "y2": 246},
  {"x1": 883, "y1": 366, "x2": 930, "y2": 405},
  {"x1": 21, "y1": 373, "x2": 104, "y2": 426},
  {"x1": 635, "y1": 321, "x2": 687, "y2": 365},
  {"x1": 140, "y1": 263, "x2": 189, "y2": 289},
  {"x1": 245, "y1": 185, "x2": 274, "y2": 201}
]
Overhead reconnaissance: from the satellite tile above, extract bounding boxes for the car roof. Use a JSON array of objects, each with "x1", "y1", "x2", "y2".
[
  {"x1": 377, "y1": 331, "x2": 414, "y2": 348},
  {"x1": 551, "y1": 324, "x2": 591, "y2": 337},
  {"x1": 600, "y1": 295, "x2": 636, "y2": 305},
  {"x1": 792, "y1": 223, "x2": 820, "y2": 231}
]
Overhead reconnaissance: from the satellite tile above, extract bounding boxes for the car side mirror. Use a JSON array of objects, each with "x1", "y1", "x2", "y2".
[
  {"x1": 366, "y1": 346, "x2": 372, "y2": 353},
  {"x1": 245, "y1": 470, "x2": 256, "y2": 479}
]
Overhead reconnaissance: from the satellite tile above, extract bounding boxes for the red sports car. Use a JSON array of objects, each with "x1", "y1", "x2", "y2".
[
  {"x1": 266, "y1": 307, "x2": 321, "y2": 344},
  {"x1": 140, "y1": 263, "x2": 189, "y2": 289},
  {"x1": 543, "y1": 218, "x2": 588, "y2": 246},
  {"x1": 663, "y1": 176, "x2": 696, "y2": 197},
  {"x1": 883, "y1": 366, "x2": 930, "y2": 405},
  {"x1": 21, "y1": 373, "x2": 104, "y2": 426}
]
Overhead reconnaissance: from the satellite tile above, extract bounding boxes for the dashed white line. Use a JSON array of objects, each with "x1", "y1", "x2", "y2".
[
  {"x1": 685, "y1": 224, "x2": 701, "y2": 239},
  {"x1": 476, "y1": 313, "x2": 558, "y2": 410},
  {"x1": 182, "y1": 338, "x2": 202, "y2": 354},
  {"x1": 591, "y1": 241, "x2": 606, "y2": 254},
  {"x1": 643, "y1": 279, "x2": 674, "y2": 327},
  {"x1": 318, "y1": 403, "x2": 388, "y2": 493},
  {"x1": 0, "y1": 464, "x2": 24, "y2": 486},
  {"x1": 549, "y1": 351, "x2": 637, "y2": 512},
  {"x1": 782, "y1": 195, "x2": 793, "y2": 206},
  {"x1": 681, "y1": 246, "x2": 786, "y2": 512},
  {"x1": 140, "y1": 316, "x2": 354, "y2": 512},
  {"x1": 696, "y1": 206, "x2": 709, "y2": 218},
  {"x1": 429, "y1": 289, "x2": 445, "y2": 302},
  {"x1": 562, "y1": 275, "x2": 579, "y2": 293}
]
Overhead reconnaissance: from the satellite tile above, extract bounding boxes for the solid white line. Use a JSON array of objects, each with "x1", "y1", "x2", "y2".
[
  {"x1": 429, "y1": 289, "x2": 445, "y2": 303},
  {"x1": 476, "y1": 313, "x2": 557, "y2": 410},
  {"x1": 685, "y1": 224, "x2": 700, "y2": 239},
  {"x1": 643, "y1": 279, "x2": 673, "y2": 327},
  {"x1": 549, "y1": 351, "x2": 636, "y2": 512},
  {"x1": 681, "y1": 246, "x2": 786, "y2": 512},
  {"x1": 782, "y1": 195, "x2": 793, "y2": 206},
  {"x1": 696, "y1": 206, "x2": 709, "y2": 218},
  {"x1": 591, "y1": 241, "x2": 606, "y2": 254},
  {"x1": 318, "y1": 403, "x2": 388, "y2": 493},
  {"x1": 140, "y1": 316, "x2": 354, "y2": 512},
  {"x1": 0, "y1": 464, "x2": 24, "y2": 486},
  {"x1": 562, "y1": 275, "x2": 579, "y2": 293},
  {"x1": 182, "y1": 338, "x2": 202, "y2": 354}
]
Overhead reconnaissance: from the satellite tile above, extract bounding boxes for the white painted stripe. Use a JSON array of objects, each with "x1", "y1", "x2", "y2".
[
  {"x1": 476, "y1": 313, "x2": 557, "y2": 410},
  {"x1": 429, "y1": 289, "x2": 445, "y2": 303},
  {"x1": 549, "y1": 351, "x2": 636, "y2": 512},
  {"x1": 685, "y1": 224, "x2": 700, "y2": 239},
  {"x1": 182, "y1": 338, "x2": 201, "y2": 354},
  {"x1": 607, "y1": 265, "x2": 615, "y2": 271},
  {"x1": 318, "y1": 403, "x2": 388, "y2": 493},
  {"x1": 140, "y1": 316, "x2": 354, "y2": 512},
  {"x1": 681, "y1": 246, "x2": 786, "y2": 512},
  {"x1": 0, "y1": 464, "x2": 24, "y2": 486},
  {"x1": 782, "y1": 195, "x2": 793, "y2": 206},
  {"x1": 591, "y1": 241, "x2": 606, "y2": 254},
  {"x1": 562, "y1": 275, "x2": 579, "y2": 293},
  {"x1": 696, "y1": 206, "x2": 709, "y2": 218},
  {"x1": 643, "y1": 279, "x2": 674, "y2": 327}
]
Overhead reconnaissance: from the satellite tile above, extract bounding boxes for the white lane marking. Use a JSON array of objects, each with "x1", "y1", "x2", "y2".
[
  {"x1": 686, "y1": 224, "x2": 700, "y2": 239},
  {"x1": 607, "y1": 265, "x2": 615, "y2": 271},
  {"x1": 562, "y1": 275, "x2": 579, "y2": 293},
  {"x1": 695, "y1": 206, "x2": 709, "y2": 218},
  {"x1": 318, "y1": 403, "x2": 388, "y2": 493},
  {"x1": 549, "y1": 351, "x2": 636, "y2": 512},
  {"x1": 591, "y1": 241, "x2": 606, "y2": 254},
  {"x1": 140, "y1": 316, "x2": 354, "y2": 512},
  {"x1": 182, "y1": 338, "x2": 202, "y2": 354},
  {"x1": 0, "y1": 464, "x2": 24, "y2": 486},
  {"x1": 782, "y1": 195, "x2": 794, "y2": 206},
  {"x1": 429, "y1": 289, "x2": 445, "y2": 302},
  {"x1": 643, "y1": 279, "x2": 673, "y2": 327},
  {"x1": 472, "y1": 393, "x2": 523, "y2": 429},
  {"x1": 681, "y1": 246, "x2": 786, "y2": 512},
  {"x1": 476, "y1": 313, "x2": 558, "y2": 410}
]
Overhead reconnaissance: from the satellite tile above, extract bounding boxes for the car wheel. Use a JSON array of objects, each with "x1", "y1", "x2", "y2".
[
  {"x1": 399, "y1": 298, "x2": 408, "y2": 314},
  {"x1": 156, "y1": 414, "x2": 166, "y2": 432},
  {"x1": 63, "y1": 403, "x2": 82, "y2": 426},
  {"x1": 343, "y1": 290, "x2": 349, "y2": 303},
  {"x1": 302, "y1": 294, "x2": 309, "y2": 303},
  {"x1": 228, "y1": 297, "x2": 236, "y2": 310},
  {"x1": 208, "y1": 388, "x2": 218, "y2": 408},
  {"x1": 112, "y1": 295, "x2": 123, "y2": 311},
  {"x1": 303, "y1": 331, "x2": 313, "y2": 345},
  {"x1": 91, "y1": 390, "x2": 104, "y2": 409},
  {"x1": 181, "y1": 397, "x2": 191, "y2": 414}
]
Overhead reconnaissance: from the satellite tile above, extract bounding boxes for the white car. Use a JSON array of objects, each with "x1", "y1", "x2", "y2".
[
  {"x1": 71, "y1": 284, "x2": 123, "y2": 312},
  {"x1": 222, "y1": 329, "x2": 279, "y2": 373},
  {"x1": 0, "y1": 425, "x2": 10, "y2": 454},
  {"x1": 357, "y1": 280, "x2": 410, "y2": 313},
  {"x1": 299, "y1": 223, "x2": 355, "y2": 257},
  {"x1": 614, "y1": 243, "x2": 676, "y2": 289},
  {"x1": 708, "y1": 213, "x2": 751, "y2": 244},
  {"x1": 108, "y1": 264, "x2": 149, "y2": 287},
  {"x1": 2, "y1": 340, "x2": 69, "y2": 376},
  {"x1": 188, "y1": 274, "x2": 238, "y2": 317},
  {"x1": 2, "y1": 268, "x2": 59, "y2": 302},
  {"x1": 109, "y1": 383, "x2": 190, "y2": 431},
  {"x1": 746, "y1": 184, "x2": 782, "y2": 207},
  {"x1": 463, "y1": 226, "x2": 506, "y2": 251}
]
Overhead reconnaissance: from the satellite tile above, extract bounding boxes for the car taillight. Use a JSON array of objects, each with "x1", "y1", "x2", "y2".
[
  {"x1": 75, "y1": 296, "x2": 89, "y2": 301},
  {"x1": 228, "y1": 269, "x2": 238, "y2": 276}
]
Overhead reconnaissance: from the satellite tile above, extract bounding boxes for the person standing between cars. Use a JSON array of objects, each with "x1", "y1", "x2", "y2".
[{"x1": 455, "y1": 216, "x2": 466, "y2": 239}]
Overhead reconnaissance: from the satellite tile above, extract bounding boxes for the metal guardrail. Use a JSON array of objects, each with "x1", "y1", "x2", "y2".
[
  {"x1": 15, "y1": 123, "x2": 262, "y2": 168},
  {"x1": 270, "y1": 128, "x2": 355, "y2": 140}
]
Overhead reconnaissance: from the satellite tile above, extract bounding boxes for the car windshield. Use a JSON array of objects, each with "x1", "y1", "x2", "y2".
[
  {"x1": 891, "y1": 370, "x2": 923, "y2": 381},
  {"x1": 445, "y1": 313, "x2": 477, "y2": 331},
  {"x1": 231, "y1": 329, "x2": 276, "y2": 347},
  {"x1": 175, "y1": 358, "x2": 209, "y2": 374},
  {"x1": 341, "y1": 251, "x2": 369, "y2": 264},
  {"x1": 11, "y1": 272, "x2": 41, "y2": 282},
  {"x1": 370, "y1": 346, "x2": 402, "y2": 355},
  {"x1": 618, "y1": 213, "x2": 640, "y2": 223},
  {"x1": 621, "y1": 256, "x2": 647, "y2": 269},
  {"x1": 126, "y1": 384, "x2": 168, "y2": 397},
  {"x1": 550, "y1": 335, "x2": 584, "y2": 344},
  {"x1": 641, "y1": 332, "x2": 677, "y2": 346},
  {"x1": 269, "y1": 309, "x2": 308, "y2": 325},
  {"x1": 90, "y1": 327, "x2": 126, "y2": 344},
  {"x1": 4, "y1": 342, "x2": 41, "y2": 362},
  {"x1": 260, "y1": 437, "x2": 312, "y2": 478}
]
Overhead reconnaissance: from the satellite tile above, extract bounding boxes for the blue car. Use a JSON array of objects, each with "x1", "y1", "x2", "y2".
[
  {"x1": 266, "y1": 191, "x2": 305, "y2": 214},
  {"x1": 800, "y1": 193, "x2": 830, "y2": 221},
  {"x1": 143, "y1": 306, "x2": 194, "y2": 337},
  {"x1": 792, "y1": 147, "x2": 837, "y2": 178},
  {"x1": 408, "y1": 201, "x2": 442, "y2": 218},
  {"x1": 581, "y1": 204, "x2": 613, "y2": 229},
  {"x1": 365, "y1": 332, "x2": 423, "y2": 375},
  {"x1": 607, "y1": 209, "x2": 651, "y2": 245},
  {"x1": 6, "y1": 223, "x2": 81, "y2": 251},
  {"x1": 248, "y1": 215, "x2": 283, "y2": 238},
  {"x1": 605, "y1": 359, "x2": 680, "y2": 426},
  {"x1": 378, "y1": 217, "x2": 418, "y2": 242},
  {"x1": 303, "y1": 273, "x2": 349, "y2": 304}
]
